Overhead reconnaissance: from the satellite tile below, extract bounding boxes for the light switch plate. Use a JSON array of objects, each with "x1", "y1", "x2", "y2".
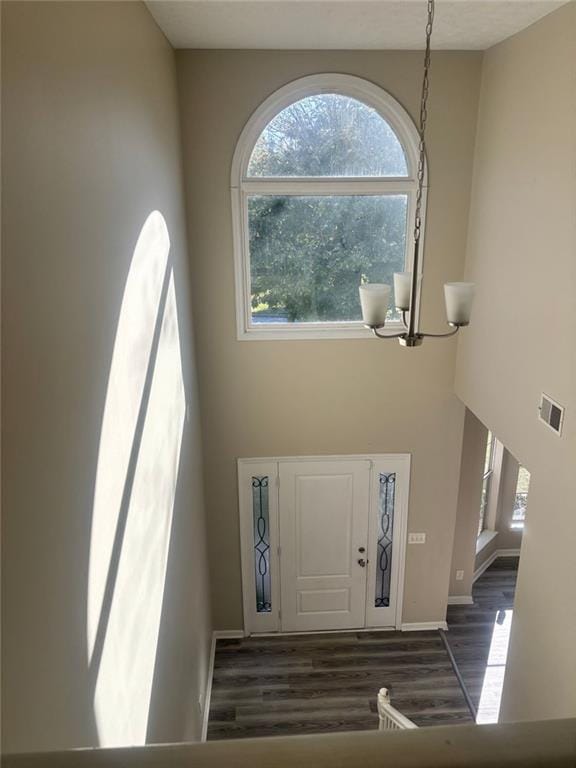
[
  {"x1": 456, "y1": 569, "x2": 464, "y2": 581},
  {"x1": 408, "y1": 532, "x2": 426, "y2": 544}
]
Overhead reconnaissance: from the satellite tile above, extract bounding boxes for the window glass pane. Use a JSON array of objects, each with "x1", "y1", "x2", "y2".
[
  {"x1": 252, "y1": 476, "x2": 271, "y2": 613},
  {"x1": 248, "y1": 94, "x2": 408, "y2": 178},
  {"x1": 375, "y1": 473, "x2": 395, "y2": 608},
  {"x1": 513, "y1": 466, "x2": 530, "y2": 522},
  {"x1": 249, "y1": 194, "x2": 407, "y2": 324}
]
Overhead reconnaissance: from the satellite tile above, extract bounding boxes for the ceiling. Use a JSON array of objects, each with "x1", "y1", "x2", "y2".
[{"x1": 146, "y1": 0, "x2": 567, "y2": 50}]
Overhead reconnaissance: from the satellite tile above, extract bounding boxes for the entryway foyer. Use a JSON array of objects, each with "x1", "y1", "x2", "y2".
[
  {"x1": 238, "y1": 456, "x2": 410, "y2": 635},
  {"x1": 207, "y1": 557, "x2": 518, "y2": 739}
]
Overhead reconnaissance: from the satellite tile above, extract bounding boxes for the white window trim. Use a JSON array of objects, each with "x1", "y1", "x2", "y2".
[
  {"x1": 230, "y1": 73, "x2": 427, "y2": 341},
  {"x1": 476, "y1": 529, "x2": 499, "y2": 555},
  {"x1": 478, "y1": 433, "x2": 501, "y2": 536},
  {"x1": 477, "y1": 437, "x2": 504, "y2": 549}
]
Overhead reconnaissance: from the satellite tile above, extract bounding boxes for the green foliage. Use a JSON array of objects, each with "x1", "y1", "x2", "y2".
[
  {"x1": 247, "y1": 93, "x2": 409, "y2": 323},
  {"x1": 249, "y1": 93, "x2": 407, "y2": 178},
  {"x1": 249, "y1": 195, "x2": 406, "y2": 322}
]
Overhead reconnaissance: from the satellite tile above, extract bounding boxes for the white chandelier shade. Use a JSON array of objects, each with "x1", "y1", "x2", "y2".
[
  {"x1": 393, "y1": 272, "x2": 412, "y2": 312},
  {"x1": 444, "y1": 282, "x2": 475, "y2": 326},
  {"x1": 359, "y1": 277, "x2": 475, "y2": 330},
  {"x1": 358, "y1": 0, "x2": 475, "y2": 348},
  {"x1": 358, "y1": 284, "x2": 391, "y2": 328}
]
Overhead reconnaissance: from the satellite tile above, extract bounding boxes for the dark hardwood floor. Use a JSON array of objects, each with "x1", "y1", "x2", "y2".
[
  {"x1": 445, "y1": 556, "x2": 519, "y2": 723},
  {"x1": 208, "y1": 631, "x2": 472, "y2": 739},
  {"x1": 207, "y1": 556, "x2": 519, "y2": 740}
]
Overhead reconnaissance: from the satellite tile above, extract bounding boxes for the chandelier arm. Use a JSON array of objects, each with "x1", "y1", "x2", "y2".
[
  {"x1": 419, "y1": 326, "x2": 459, "y2": 339},
  {"x1": 370, "y1": 327, "x2": 408, "y2": 340}
]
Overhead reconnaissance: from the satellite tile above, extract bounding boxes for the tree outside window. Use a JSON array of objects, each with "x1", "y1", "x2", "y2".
[
  {"x1": 232, "y1": 76, "x2": 421, "y2": 339},
  {"x1": 512, "y1": 466, "x2": 530, "y2": 529}
]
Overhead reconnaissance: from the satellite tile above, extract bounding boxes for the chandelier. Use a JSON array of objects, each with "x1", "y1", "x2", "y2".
[{"x1": 359, "y1": 0, "x2": 475, "y2": 347}]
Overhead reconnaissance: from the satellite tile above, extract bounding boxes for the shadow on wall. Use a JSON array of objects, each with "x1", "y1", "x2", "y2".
[{"x1": 87, "y1": 211, "x2": 186, "y2": 747}]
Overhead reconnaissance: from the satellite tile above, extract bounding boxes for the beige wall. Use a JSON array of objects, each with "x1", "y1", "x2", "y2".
[
  {"x1": 2, "y1": 2, "x2": 211, "y2": 752},
  {"x1": 491, "y1": 450, "x2": 523, "y2": 552},
  {"x1": 473, "y1": 448, "x2": 523, "y2": 572},
  {"x1": 177, "y1": 50, "x2": 482, "y2": 629},
  {"x1": 449, "y1": 413, "x2": 524, "y2": 596},
  {"x1": 455, "y1": 2, "x2": 576, "y2": 721},
  {"x1": 449, "y1": 409, "x2": 487, "y2": 597}
]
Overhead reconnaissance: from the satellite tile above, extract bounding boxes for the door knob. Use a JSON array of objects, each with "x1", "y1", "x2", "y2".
[{"x1": 357, "y1": 558, "x2": 366, "y2": 567}]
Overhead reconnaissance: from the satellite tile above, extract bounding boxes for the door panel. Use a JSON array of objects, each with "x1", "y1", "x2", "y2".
[
  {"x1": 279, "y1": 460, "x2": 370, "y2": 631},
  {"x1": 296, "y1": 475, "x2": 353, "y2": 577},
  {"x1": 298, "y1": 588, "x2": 350, "y2": 614}
]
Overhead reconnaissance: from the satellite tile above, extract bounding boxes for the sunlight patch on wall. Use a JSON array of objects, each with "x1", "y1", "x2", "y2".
[
  {"x1": 87, "y1": 212, "x2": 186, "y2": 747},
  {"x1": 88, "y1": 212, "x2": 170, "y2": 662}
]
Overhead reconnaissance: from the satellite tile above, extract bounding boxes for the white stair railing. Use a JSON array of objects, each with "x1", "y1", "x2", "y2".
[{"x1": 377, "y1": 687, "x2": 418, "y2": 731}]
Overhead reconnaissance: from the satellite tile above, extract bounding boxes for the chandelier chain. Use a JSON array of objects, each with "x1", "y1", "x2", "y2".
[
  {"x1": 414, "y1": 0, "x2": 435, "y2": 243},
  {"x1": 366, "y1": 0, "x2": 472, "y2": 344}
]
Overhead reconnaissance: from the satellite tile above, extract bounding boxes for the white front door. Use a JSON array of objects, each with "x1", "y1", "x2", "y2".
[{"x1": 278, "y1": 460, "x2": 370, "y2": 632}]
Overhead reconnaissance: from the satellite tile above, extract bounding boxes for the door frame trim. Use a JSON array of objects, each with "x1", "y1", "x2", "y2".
[{"x1": 238, "y1": 454, "x2": 411, "y2": 635}]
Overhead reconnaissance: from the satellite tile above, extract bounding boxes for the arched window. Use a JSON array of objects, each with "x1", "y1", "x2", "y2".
[{"x1": 231, "y1": 74, "x2": 424, "y2": 339}]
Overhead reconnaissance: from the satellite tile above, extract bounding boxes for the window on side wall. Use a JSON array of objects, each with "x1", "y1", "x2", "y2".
[
  {"x1": 511, "y1": 466, "x2": 530, "y2": 529},
  {"x1": 231, "y1": 74, "x2": 423, "y2": 340},
  {"x1": 478, "y1": 431, "x2": 496, "y2": 538}
]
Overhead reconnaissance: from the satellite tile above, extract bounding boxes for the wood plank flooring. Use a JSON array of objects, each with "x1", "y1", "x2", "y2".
[
  {"x1": 445, "y1": 556, "x2": 519, "y2": 723},
  {"x1": 208, "y1": 630, "x2": 473, "y2": 740},
  {"x1": 207, "y1": 557, "x2": 519, "y2": 740}
]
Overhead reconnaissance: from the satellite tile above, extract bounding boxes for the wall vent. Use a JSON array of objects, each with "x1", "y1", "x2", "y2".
[{"x1": 538, "y1": 393, "x2": 564, "y2": 435}]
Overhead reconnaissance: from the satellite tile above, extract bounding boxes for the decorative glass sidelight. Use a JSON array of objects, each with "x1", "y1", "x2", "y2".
[
  {"x1": 375, "y1": 473, "x2": 396, "y2": 607},
  {"x1": 252, "y1": 476, "x2": 272, "y2": 612}
]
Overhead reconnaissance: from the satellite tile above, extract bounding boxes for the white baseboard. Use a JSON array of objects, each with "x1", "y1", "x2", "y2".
[
  {"x1": 473, "y1": 548, "x2": 521, "y2": 583},
  {"x1": 401, "y1": 621, "x2": 448, "y2": 632},
  {"x1": 474, "y1": 551, "x2": 499, "y2": 582},
  {"x1": 252, "y1": 626, "x2": 396, "y2": 638},
  {"x1": 200, "y1": 634, "x2": 216, "y2": 742},
  {"x1": 201, "y1": 630, "x2": 245, "y2": 741},
  {"x1": 213, "y1": 629, "x2": 245, "y2": 639},
  {"x1": 447, "y1": 595, "x2": 474, "y2": 605}
]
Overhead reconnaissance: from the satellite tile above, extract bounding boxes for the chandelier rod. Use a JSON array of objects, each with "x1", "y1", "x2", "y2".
[{"x1": 407, "y1": 0, "x2": 435, "y2": 342}]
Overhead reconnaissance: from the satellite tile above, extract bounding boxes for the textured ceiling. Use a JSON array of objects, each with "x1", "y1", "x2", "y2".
[{"x1": 146, "y1": 0, "x2": 567, "y2": 50}]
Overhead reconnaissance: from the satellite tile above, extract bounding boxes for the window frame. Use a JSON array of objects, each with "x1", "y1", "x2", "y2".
[
  {"x1": 230, "y1": 74, "x2": 426, "y2": 341},
  {"x1": 478, "y1": 431, "x2": 496, "y2": 538}
]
